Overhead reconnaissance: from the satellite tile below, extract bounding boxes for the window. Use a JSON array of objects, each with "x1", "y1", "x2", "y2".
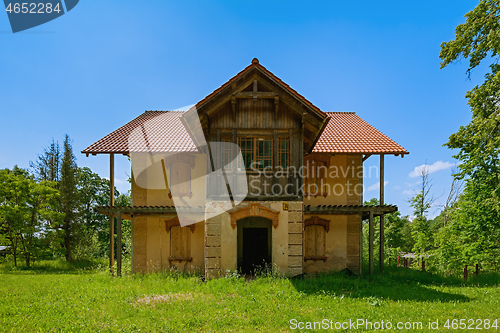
[
  {"x1": 238, "y1": 137, "x2": 254, "y2": 171},
  {"x1": 277, "y1": 137, "x2": 289, "y2": 169},
  {"x1": 304, "y1": 216, "x2": 330, "y2": 262},
  {"x1": 304, "y1": 155, "x2": 329, "y2": 197},
  {"x1": 165, "y1": 218, "x2": 195, "y2": 262},
  {"x1": 237, "y1": 137, "x2": 272, "y2": 171},
  {"x1": 221, "y1": 137, "x2": 233, "y2": 171},
  {"x1": 163, "y1": 154, "x2": 196, "y2": 198}
]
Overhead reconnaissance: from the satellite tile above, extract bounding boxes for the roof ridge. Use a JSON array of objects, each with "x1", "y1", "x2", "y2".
[
  {"x1": 324, "y1": 111, "x2": 356, "y2": 114},
  {"x1": 193, "y1": 58, "x2": 325, "y2": 117}
]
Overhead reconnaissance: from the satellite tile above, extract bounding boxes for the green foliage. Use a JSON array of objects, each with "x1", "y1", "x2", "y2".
[
  {"x1": 0, "y1": 263, "x2": 499, "y2": 332},
  {"x1": 0, "y1": 167, "x2": 62, "y2": 266},
  {"x1": 439, "y1": 0, "x2": 500, "y2": 271},
  {"x1": 362, "y1": 198, "x2": 412, "y2": 263}
]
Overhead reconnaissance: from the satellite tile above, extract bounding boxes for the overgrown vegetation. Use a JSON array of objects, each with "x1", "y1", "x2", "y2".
[
  {"x1": 0, "y1": 136, "x2": 131, "y2": 266},
  {"x1": 0, "y1": 262, "x2": 499, "y2": 332}
]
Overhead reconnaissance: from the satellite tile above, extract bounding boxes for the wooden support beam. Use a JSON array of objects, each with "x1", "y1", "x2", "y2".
[
  {"x1": 109, "y1": 153, "x2": 115, "y2": 274},
  {"x1": 234, "y1": 91, "x2": 278, "y2": 98},
  {"x1": 362, "y1": 154, "x2": 372, "y2": 162},
  {"x1": 369, "y1": 210, "x2": 374, "y2": 275},
  {"x1": 117, "y1": 211, "x2": 122, "y2": 277},
  {"x1": 253, "y1": 79, "x2": 258, "y2": 92},
  {"x1": 379, "y1": 154, "x2": 385, "y2": 274}
]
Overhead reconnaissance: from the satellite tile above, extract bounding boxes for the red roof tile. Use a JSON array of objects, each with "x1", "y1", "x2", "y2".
[
  {"x1": 82, "y1": 111, "x2": 407, "y2": 155},
  {"x1": 82, "y1": 111, "x2": 197, "y2": 155},
  {"x1": 312, "y1": 112, "x2": 407, "y2": 154}
]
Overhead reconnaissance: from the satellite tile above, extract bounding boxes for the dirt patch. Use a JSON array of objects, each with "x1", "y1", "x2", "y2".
[{"x1": 134, "y1": 293, "x2": 195, "y2": 306}]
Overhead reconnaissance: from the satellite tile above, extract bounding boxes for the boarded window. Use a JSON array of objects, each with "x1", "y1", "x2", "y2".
[
  {"x1": 304, "y1": 155, "x2": 329, "y2": 197},
  {"x1": 304, "y1": 225, "x2": 326, "y2": 261},
  {"x1": 170, "y1": 162, "x2": 191, "y2": 197},
  {"x1": 170, "y1": 225, "x2": 191, "y2": 260},
  {"x1": 163, "y1": 154, "x2": 195, "y2": 198},
  {"x1": 277, "y1": 137, "x2": 289, "y2": 169}
]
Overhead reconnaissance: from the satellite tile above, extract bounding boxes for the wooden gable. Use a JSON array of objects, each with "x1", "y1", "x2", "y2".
[{"x1": 182, "y1": 59, "x2": 329, "y2": 153}]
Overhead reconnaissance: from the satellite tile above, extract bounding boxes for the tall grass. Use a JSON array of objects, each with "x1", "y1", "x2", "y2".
[{"x1": 1, "y1": 261, "x2": 499, "y2": 332}]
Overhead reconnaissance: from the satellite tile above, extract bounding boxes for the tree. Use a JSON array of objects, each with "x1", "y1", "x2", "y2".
[
  {"x1": 440, "y1": 0, "x2": 500, "y2": 270},
  {"x1": 58, "y1": 135, "x2": 79, "y2": 261},
  {"x1": 30, "y1": 139, "x2": 61, "y2": 182},
  {"x1": 362, "y1": 198, "x2": 412, "y2": 264},
  {"x1": 0, "y1": 167, "x2": 61, "y2": 266},
  {"x1": 409, "y1": 166, "x2": 435, "y2": 257}
]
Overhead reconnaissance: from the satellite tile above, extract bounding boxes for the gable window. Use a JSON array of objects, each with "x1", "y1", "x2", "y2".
[
  {"x1": 237, "y1": 137, "x2": 272, "y2": 171},
  {"x1": 277, "y1": 137, "x2": 289, "y2": 169},
  {"x1": 165, "y1": 218, "x2": 195, "y2": 263},
  {"x1": 304, "y1": 216, "x2": 330, "y2": 262},
  {"x1": 221, "y1": 137, "x2": 233, "y2": 171}
]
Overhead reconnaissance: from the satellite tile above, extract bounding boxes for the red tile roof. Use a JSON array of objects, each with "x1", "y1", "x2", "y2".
[
  {"x1": 312, "y1": 112, "x2": 407, "y2": 154},
  {"x1": 82, "y1": 111, "x2": 407, "y2": 155},
  {"x1": 82, "y1": 111, "x2": 197, "y2": 155}
]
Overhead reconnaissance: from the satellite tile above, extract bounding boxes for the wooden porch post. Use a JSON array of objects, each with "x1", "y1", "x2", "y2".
[
  {"x1": 379, "y1": 154, "x2": 385, "y2": 274},
  {"x1": 369, "y1": 210, "x2": 374, "y2": 275},
  {"x1": 109, "y1": 153, "x2": 115, "y2": 274},
  {"x1": 117, "y1": 211, "x2": 122, "y2": 277}
]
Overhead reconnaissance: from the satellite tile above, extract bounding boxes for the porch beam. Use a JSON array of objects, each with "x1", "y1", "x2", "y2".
[
  {"x1": 379, "y1": 154, "x2": 385, "y2": 274},
  {"x1": 109, "y1": 153, "x2": 115, "y2": 274},
  {"x1": 369, "y1": 210, "x2": 374, "y2": 275},
  {"x1": 117, "y1": 211, "x2": 122, "y2": 277},
  {"x1": 362, "y1": 154, "x2": 372, "y2": 162}
]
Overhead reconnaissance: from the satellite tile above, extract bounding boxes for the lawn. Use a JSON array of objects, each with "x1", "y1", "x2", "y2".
[{"x1": 1, "y1": 261, "x2": 499, "y2": 332}]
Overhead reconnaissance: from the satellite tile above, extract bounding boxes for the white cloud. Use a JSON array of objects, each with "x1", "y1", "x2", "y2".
[
  {"x1": 174, "y1": 104, "x2": 195, "y2": 111},
  {"x1": 393, "y1": 185, "x2": 401, "y2": 190},
  {"x1": 402, "y1": 189, "x2": 415, "y2": 195},
  {"x1": 408, "y1": 161, "x2": 455, "y2": 178},
  {"x1": 367, "y1": 181, "x2": 389, "y2": 191}
]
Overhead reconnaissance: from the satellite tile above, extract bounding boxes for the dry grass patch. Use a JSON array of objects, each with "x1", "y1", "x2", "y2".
[{"x1": 134, "y1": 292, "x2": 195, "y2": 307}]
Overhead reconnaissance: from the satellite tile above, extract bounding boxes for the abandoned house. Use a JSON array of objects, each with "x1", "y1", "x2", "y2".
[{"x1": 82, "y1": 58, "x2": 408, "y2": 278}]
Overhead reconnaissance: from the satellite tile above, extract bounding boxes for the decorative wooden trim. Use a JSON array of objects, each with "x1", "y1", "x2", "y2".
[
  {"x1": 229, "y1": 203, "x2": 280, "y2": 229},
  {"x1": 163, "y1": 154, "x2": 196, "y2": 169},
  {"x1": 303, "y1": 192, "x2": 328, "y2": 198},
  {"x1": 168, "y1": 257, "x2": 193, "y2": 263},
  {"x1": 304, "y1": 256, "x2": 327, "y2": 262},
  {"x1": 165, "y1": 218, "x2": 196, "y2": 233},
  {"x1": 304, "y1": 216, "x2": 330, "y2": 233},
  {"x1": 304, "y1": 154, "x2": 330, "y2": 166}
]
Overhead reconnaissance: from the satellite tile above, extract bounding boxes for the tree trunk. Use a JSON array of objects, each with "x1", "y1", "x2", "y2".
[{"x1": 64, "y1": 230, "x2": 73, "y2": 261}]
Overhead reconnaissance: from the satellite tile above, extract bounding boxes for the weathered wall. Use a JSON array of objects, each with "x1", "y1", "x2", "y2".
[
  {"x1": 131, "y1": 153, "x2": 206, "y2": 274},
  {"x1": 204, "y1": 201, "x2": 302, "y2": 279},
  {"x1": 303, "y1": 154, "x2": 363, "y2": 275}
]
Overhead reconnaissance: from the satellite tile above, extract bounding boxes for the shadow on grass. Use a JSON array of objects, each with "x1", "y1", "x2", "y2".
[
  {"x1": 289, "y1": 266, "x2": 488, "y2": 303},
  {"x1": 0, "y1": 259, "x2": 106, "y2": 275}
]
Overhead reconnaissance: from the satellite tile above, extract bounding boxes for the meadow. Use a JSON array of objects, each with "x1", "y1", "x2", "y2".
[{"x1": 0, "y1": 260, "x2": 499, "y2": 332}]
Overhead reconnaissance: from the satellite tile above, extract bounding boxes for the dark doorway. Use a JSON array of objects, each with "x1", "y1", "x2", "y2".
[{"x1": 237, "y1": 217, "x2": 272, "y2": 275}]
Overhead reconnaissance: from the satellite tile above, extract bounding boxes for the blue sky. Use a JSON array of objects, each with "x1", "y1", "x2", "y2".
[{"x1": 0, "y1": 1, "x2": 486, "y2": 217}]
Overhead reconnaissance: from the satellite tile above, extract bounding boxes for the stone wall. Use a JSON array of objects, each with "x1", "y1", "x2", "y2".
[
  {"x1": 346, "y1": 155, "x2": 362, "y2": 274},
  {"x1": 287, "y1": 201, "x2": 303, "y2": 276}
]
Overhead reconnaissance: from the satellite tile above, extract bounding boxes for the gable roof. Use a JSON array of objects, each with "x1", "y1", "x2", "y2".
[
  {"x1": 191, "y1": 58, "x2": 325, "y2": 117},
  {"x1": 82, "y1": 111, "x2": 197, "y2": 155},
  {"x1": 82, "y1": 111, "x2": 407, "y2": 156},
  {"x1": 312, "y1": 112, "x2": 407, "y2": 154}
]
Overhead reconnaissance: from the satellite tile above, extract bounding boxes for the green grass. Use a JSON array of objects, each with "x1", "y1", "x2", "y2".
[{"x1": 1, "y1": 262, "x2": 500, "y2": 332}]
